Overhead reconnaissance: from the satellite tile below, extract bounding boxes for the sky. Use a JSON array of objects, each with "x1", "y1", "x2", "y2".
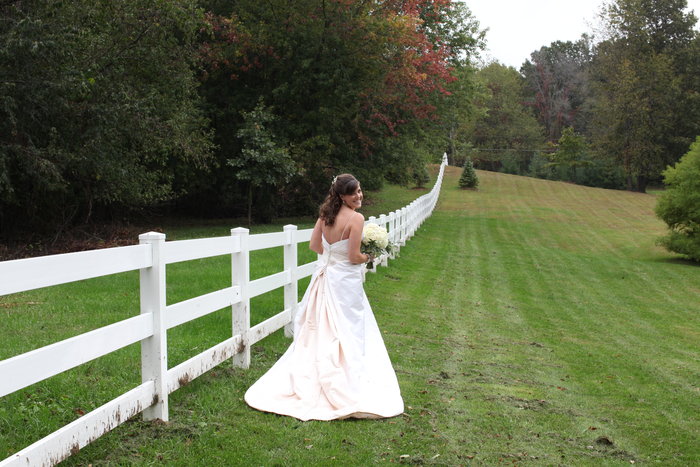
[{"x1": 466, "y1": 0, "x2": 700, "y2": 69}]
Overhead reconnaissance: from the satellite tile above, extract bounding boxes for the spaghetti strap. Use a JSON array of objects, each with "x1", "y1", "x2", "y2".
[
  {"x1": 322, "y1": 213, "x2": 355, "y2": 244},
  {"x1": 339, "y1": 215, "x2": 353, "y2": 242}
]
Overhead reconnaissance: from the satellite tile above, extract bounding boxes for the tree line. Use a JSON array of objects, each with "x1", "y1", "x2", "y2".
[
  {"x1": 2, "y1": 0, "x2": 698, "y2": 239},
  {"x1": 459, "y1": 0, "x2": 699, "y2": 194},
  {"x1": 0, "y1": 0, "x2": 482, "y2": 235}
]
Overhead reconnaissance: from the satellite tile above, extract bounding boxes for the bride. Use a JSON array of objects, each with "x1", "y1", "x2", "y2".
[{"x1": 244, "y1": 174, "x2": 404, "y2": 420}]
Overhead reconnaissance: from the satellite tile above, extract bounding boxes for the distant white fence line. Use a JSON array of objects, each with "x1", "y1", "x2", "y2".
[{"x1": 0, "y1": 155, "x2": 447, "y2": 466}]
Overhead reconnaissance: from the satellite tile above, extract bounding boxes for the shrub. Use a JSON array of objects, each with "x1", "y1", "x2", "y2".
[
  {"x1": 412, "y1": 164, "x2": 430, "y2": 188},
  {"x1": 499, "y1": 152, "x2": 520, "y2": 175},
  {"x1": 528, "y1": 152, "x2": 554, "y2": 179},
  {"x1": 450, "y1": 151, "x2": 468, "y2": 168},
  {"x1": 655, "y1": 137, "x2": 700, "y2": 262},
  {"x1": 573, "y1": 156, "x2": 626, "y2": 189},
  {"x1": 459, "y1": 158, "x2": 479, "y2": 189}
]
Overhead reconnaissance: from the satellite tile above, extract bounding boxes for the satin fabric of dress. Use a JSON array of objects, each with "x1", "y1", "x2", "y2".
[{"x1": 244, "y1": 234, "x2": 404, "y2": 421}]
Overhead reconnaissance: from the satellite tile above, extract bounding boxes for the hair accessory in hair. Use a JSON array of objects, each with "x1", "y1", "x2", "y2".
[{"x1": 331, "y1": 175, "x2": 338, "y2": 187}]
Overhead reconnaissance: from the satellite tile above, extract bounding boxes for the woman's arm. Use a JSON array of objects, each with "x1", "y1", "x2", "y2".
[
  {"x1": 347, "y1": 212, "x2": 370, "y2": 264},
  {"x1": 309, "y1": 218, "x2": 324, "y2": 254}
]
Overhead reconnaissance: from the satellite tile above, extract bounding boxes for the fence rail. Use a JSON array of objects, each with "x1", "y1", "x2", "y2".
[{"x1": 0, "y1": 155, "x2": 447, "y2": 466}]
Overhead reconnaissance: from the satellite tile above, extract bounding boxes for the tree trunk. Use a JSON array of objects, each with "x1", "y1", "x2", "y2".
[{"x1": 635, "y1": 174, "x2": 648, "y2": 193}]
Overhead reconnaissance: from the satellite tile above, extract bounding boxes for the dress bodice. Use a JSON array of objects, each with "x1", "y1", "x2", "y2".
[{"x1": 320, "y1": 234, "x2": 351, "y2": 267}]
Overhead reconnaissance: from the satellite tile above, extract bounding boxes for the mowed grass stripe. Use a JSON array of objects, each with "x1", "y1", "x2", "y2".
[
  {"x1": 447, "y1": 169, "x2": 699, "y2": 464},
  {"x1": 366, "y1": 169, "x2": 697, "y2": 465},
  {"x1": 372, "y1": 169, "x2": 698, "y2": 464},
  {"x1": 454, "y1": 214, "x2": 602, "y2": 461}
]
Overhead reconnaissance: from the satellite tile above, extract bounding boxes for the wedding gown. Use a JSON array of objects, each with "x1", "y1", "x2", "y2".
[{"x1": 244, "y1": 233, "x2": 404, "y2": 421}]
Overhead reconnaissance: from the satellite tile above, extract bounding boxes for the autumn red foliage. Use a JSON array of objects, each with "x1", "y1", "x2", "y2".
[{"x1": 200, "y1": 0, "x2": 461, "y2": 155}]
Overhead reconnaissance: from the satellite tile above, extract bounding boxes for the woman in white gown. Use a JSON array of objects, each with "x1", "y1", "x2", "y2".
[{"x1": 245, "y1": 174, "x2": 404, "y2": 421}]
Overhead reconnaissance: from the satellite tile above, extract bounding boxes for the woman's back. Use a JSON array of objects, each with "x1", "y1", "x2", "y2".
[{"x1": 321, "y1": 210, "x2": 356, "y2": 245}]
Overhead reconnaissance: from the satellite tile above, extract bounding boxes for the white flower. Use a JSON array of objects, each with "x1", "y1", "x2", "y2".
[{"x1": 362, "y1": 223, "x2": 389, "y2": 249}]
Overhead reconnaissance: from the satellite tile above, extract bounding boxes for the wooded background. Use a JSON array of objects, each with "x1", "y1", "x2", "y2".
[{"x1": 1, "y1": 0, "x2": 698, "y2": 236}]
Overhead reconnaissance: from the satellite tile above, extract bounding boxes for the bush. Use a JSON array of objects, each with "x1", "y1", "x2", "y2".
[
  {"x1": 499, "y1": 153, "x2": 520, "y2": 175},
  {"x1": 450, "y1": 151, "x2": 468, "y2": 168},
  {"x1": 412, "y1": 164, "x2": 430, "y2": 188},
  {"x1": 528, "y1": 152, "x2": 554, "y2": 179},
  {"x1": 459, "y1": 158, "x2": 479, "y2": 189},
  {"x1": 573, "y1": 156, "x2": 626, "y2": 189},
  {"x1": 655, "y1": 137, "x2": 700, "y2": 262}
]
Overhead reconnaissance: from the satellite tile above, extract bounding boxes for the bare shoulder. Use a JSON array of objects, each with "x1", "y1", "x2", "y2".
[{"x1": 351, "y1": 211, "x2": 365, "y2": 228}]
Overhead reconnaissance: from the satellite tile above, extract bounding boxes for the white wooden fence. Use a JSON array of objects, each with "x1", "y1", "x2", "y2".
[{"x1": 0, "y1": 156, "x2": 447, "y2": 466}]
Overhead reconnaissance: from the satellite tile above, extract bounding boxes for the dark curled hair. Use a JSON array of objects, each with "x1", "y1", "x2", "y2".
[{"x1": 319, "y1": 173, "x2": 359, "y2": 226}]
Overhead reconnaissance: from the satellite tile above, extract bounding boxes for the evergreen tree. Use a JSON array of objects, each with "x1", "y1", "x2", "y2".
[
  {"x1": 547, "y1": 127, "x2": 590, "y2": 181},
  {"x1": 459, "y1": 159, "x2": 479, "y2": 188},
  {"x1": 412, "y1": 164, "x2": 431, "y2": 189},
  {"x1": 230, "y1": 100, "x2": 295, "y2": 225}
]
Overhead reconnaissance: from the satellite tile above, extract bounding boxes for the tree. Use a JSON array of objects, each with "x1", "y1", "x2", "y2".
[
  {"x1": 547, "y1": 127, "x2": 591, "y2": 181},
  {"x1": 521, "y1": 37, "x2": 593, "y2": 141},
  {"x1": 458, "y1": 158, "x2": 478, "y2": 188},
  {"x1": 655, "y1": 137, "x2": 700, "y2": 261},
  {"x1": 198, "y1": 0, "x2": 484, "y2": 215},
  {"x1": 0, "y1": 0, "x2": 213, "y2": 234},
  {"x1": 231, "y1": 101, "x2": 295, "y2": 225},
  {"x1": 412, "y1": 165, "x2": 431, "y2": 188},
  {"x1": 442, "y1": 65, "x2": 483, "y2": 167},
  {"x1": 592, "y1": 51, "x2": 679, "y2": 191},
  {"x1": 464, "y1": 63, "x2": 545, "y2": 173},
  {"x1": 590, "y1": 0, "x2": 698, "y2": 192},
  {"x1": 0, "y1": 0, "x2": 487, "y2": 235}
]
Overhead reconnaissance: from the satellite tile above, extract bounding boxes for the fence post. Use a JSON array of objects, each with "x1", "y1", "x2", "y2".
[
  {"x1": 388, "y1": 211, "x2": 397, "y2": 258},
  {"x1": 139, "y1": 231, "x2": 169, "y2": 422},
  {"x1": 395, "y1": 209, "x2": 402, "y2": 247},
  {"x1": 367, "y1": 216, "x2": 377, "y2": 273},
  {"x1": 400, "y1": 208, "x2": 407, "y2": 246},
  {"x1": 231, "y1": 227, "x2": 250, "y2": 368},
  {"x1": 283, "y1": 224, "x2": 298, "y2": 338},
  {"x1": 414, "y1": 202, "x2": 419, "y2": 235},
  {"x1": 379, "y1": 214, "x2": 388, "y2": 267},
  {"x1": 411, "y1": 201, "x2": 422, "y2": 236},
  {"x1": 417, "y1": 200, "x2": 423, "y2": 228}
]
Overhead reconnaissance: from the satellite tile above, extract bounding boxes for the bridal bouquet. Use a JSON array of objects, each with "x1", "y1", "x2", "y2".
[{"x1": 361, "y1": 223, "x2": 395, "y2": 269}]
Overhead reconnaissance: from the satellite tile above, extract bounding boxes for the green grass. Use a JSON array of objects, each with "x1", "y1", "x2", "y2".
[
  {"x1": 2, "y1": 167, "x2": 699, "y2": 465},
  {"x1": 0, "y1": 172, "x2": 439, "y2": 461}
]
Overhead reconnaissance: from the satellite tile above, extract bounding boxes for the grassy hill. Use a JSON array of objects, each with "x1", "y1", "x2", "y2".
[{"x1": 2, "y1": 167, "x2": 699, "y2": 466}]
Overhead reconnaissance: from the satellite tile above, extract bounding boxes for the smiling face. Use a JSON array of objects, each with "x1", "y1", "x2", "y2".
[{"x1": 341, "y1": 184, "x2": 363, "y2": 211}]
